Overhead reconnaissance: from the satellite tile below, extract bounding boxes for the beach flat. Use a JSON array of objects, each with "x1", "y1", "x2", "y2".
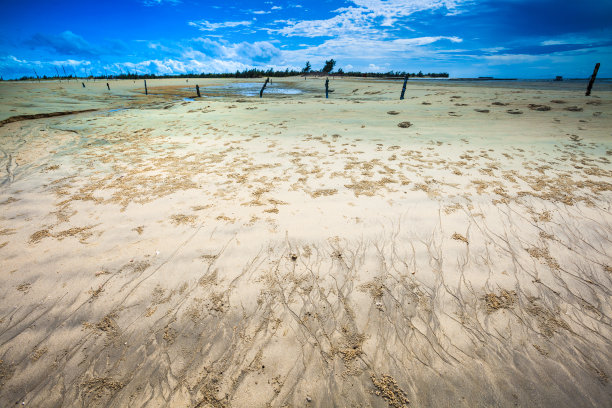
[{"x1": 0, "y1": 77, "x2": 611, "y2": 407}]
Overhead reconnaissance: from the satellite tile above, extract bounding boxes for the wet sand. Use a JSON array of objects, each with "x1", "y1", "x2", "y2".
[{"x1": 0, "y1": 77, "x2": 611, "y2": 407}]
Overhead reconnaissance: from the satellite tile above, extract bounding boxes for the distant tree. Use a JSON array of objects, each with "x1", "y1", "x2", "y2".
[
  {"x1": 302, "y1": 61, "x2": 311, "y2": 73},
  {"x1": 322, "y1": 59, "x2": 336, "y2": 73},
  {"x1": 417, "y1": 70, "x2": 423, "y2": 77},
  {"x1": 337, "y1": 68, "x2": 344, "y2": 75}
]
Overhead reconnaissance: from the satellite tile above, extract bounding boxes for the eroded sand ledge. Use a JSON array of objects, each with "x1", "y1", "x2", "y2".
[{"x1": 0, "y1": 78, "x2": 611, "y2": 407}]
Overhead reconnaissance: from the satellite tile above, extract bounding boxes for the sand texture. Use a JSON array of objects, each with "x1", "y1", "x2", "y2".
[{"x1": 0, "y1": 77, "x2": 611, "y2": 407}]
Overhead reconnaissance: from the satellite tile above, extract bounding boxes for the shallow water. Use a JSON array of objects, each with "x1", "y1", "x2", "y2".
[{"x1": 196, "y1": 82, "x2": 303, "y2": 97}]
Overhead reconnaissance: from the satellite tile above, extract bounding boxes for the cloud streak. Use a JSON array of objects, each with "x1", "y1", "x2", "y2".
[{"x1": 188, "y1": 20, "x2": 252, "y2": 31}]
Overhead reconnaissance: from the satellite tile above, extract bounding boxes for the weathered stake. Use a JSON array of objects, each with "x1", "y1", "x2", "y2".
[
  {"x1": 144, "y1": 79, "x2": 148, "y2": 95},
  {"x1": 82, "y1": 82, "x2": 85, "y2": 88},
  {"x1": 196, "y1": 84, "x2": 201, "y2": 98},
  {"x1": 260, "y1": 77, "x2": 269, "y2": 98},
  {"x1": 400, "y1": 74, "x2": 408, "y2": 100},
  {"x1": 325, "y1": 78, "x2": 329, "y2": 98},
  {"x1": 585, "y1": 63, "x2": 600, "y2": 96},
  {"x1": 106, "y1": 83, "x2": 110, "y2": 91}
]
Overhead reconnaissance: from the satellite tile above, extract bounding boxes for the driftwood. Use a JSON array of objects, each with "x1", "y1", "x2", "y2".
[{"x1": 0, "y1": 109, "x2": 98, "y2": 128}]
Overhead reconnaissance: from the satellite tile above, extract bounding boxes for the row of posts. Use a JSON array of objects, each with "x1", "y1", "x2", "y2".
[{"x1": 73, "y1": 63, "x2": 602, "y2": 99}]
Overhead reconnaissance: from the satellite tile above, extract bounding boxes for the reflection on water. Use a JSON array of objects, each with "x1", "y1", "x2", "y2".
[{"x1": 184, "y1": 82, "x2": 303, "y2": 97}]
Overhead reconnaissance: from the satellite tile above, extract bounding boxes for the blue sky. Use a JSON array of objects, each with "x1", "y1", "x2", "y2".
[{"x1": 1, "y1": 0, "x2": 611, "y2": 79}]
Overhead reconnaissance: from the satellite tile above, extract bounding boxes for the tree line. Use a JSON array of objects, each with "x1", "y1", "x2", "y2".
[{"x1": 4, "y1": 59, "x2": 449, "y2": 81}]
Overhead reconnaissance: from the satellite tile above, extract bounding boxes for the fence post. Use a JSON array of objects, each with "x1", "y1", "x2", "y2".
[
  {"x1": 325, "y1": 78, "x2": 329, "y2": 98},
  {"x1": 196, "y1": 84, "x2": 201, "y2": 98},
  {"x1": 585, "y1": 63, "x2": 600, "y2": 96},
  {"x1": 260, "y1": 77, "x2": 269, "y2": 98},
  {"x1": 400, "y1": 75, "x2": 408, "y2": 100},
  {"x1": 144, "y1": 79, "x2": 148, "y2": 95}
]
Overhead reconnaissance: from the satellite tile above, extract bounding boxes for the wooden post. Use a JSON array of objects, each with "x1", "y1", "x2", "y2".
[
  {"x1": 260, "y1": 77, "x2": 269, "y2": 98},
  {"x1": 196, "y1": 84, "x2": 201, "y2": 98},
  {"x1": 400, "y1": 74, "x2": 408, "y2": 100},
  {"x1": 585, "y1": 63, "x2": 600, "y2": 96},
  {"x1": 325, "y1": 78, "x2": 329, "y2": 98},
  {"x1": 144, "y1": 79, "x2": 148, "y2": 95},
  {"x1": 82, "y1": 82, "x2": 85, "y2": 88},
  {"x1": 107, "y1": 83, "x2": 110, "y2": 91}
]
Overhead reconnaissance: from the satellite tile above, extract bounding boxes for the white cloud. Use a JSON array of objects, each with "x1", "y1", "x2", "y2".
[
  {"x1": 273, "y1": 8, "x2": 378, "y2": 38},
  {"x1": 541, "y1": 40, "x2": 566, "y2": 46},
  {"x1": 349, "y1": 0, "x2": 463, "y2": 25},
  {"x1": 253, "y1": 10, "x2": 271, "y2": 15},
  {"x1": 109, "y1": 58, "x2": 252, "y2": 76},
  {"x1": 273, "y1": 0, "x2": 467, "y2": 37},
  {"x1": 539, "y1": 35, "x2": 606, "y2": 46},
  {"x1": 142, "y1": 0, "x2": 180, "y2": 6},
  {"x1": 189, "y1": 38, "x2": 281, "y2": 64},
  {"x1": 188, "y1": 20, "x2": 252, "y2": 31}
]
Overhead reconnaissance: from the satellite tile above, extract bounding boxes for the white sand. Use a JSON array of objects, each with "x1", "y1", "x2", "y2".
[{"x1": 0, "y1": 77, "x2": 611, "y2": 407}]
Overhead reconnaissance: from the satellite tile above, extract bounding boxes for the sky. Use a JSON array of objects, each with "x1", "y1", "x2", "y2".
[{"x1": 1, "y1": 0, "x2": 611, "y2": 79}]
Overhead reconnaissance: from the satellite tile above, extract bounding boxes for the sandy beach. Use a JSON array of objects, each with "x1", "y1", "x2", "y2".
[{"x1": 0, "y1": 77, "x2": 611, "y2": 407}]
